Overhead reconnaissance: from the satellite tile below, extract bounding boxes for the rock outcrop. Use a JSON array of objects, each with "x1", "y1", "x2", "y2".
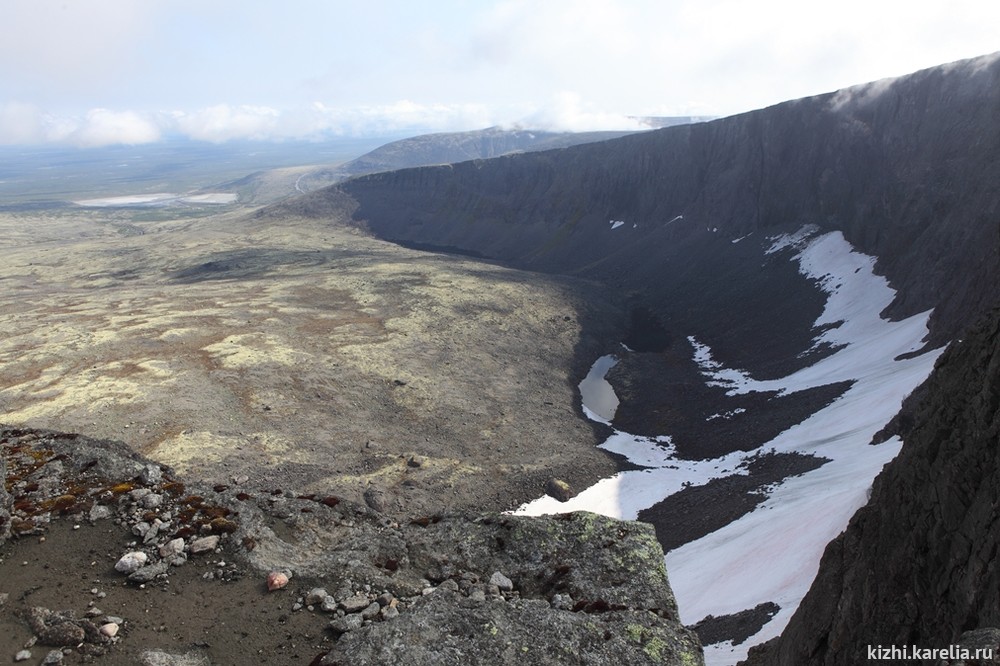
[
  {"x1": 741, "y1": 307, "x2": 1000, "y2": 664},
  {"x1": 0, "y1": 426, "x2": 703, "y2": 665}
]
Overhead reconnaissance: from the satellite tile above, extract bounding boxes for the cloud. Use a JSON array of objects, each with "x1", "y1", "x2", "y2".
[
  {"x1": 170, "y1": 105, "x2": 281, "y2": 143},
  {"x1": 517, "y1": 92, "x2": 647, "y2": 132},
  {"x1": 0, "y1": 100, "x2": 505, "y2": 147},
  {"x1": 2, "y1": 0, "x2": 998, "y2": 148},
  {"x1": 166, "y1": 101, "x2": 499, "y2": 143},
  {"x1": 0, "y1": 104, "x2": 160, "y2": 146},
  {"x1": 0, "y1": 102, "x2": 47, "y2": 145},
  {"x1": 328, "y1": 101, "x2": 496, "y2": 135},
  {"x1": 66, "y1": 109, "x2": 162, "y2": 148}
]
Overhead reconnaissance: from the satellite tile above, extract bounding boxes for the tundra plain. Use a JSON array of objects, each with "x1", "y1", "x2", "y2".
[{"x1": 0, "y1": 203, "x2": 628, "y2": 518}]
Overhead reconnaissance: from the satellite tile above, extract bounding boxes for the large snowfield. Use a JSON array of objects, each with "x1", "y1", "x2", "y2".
[{"x1": 516, "y1": 227, "x2": 944, "y2": 665}]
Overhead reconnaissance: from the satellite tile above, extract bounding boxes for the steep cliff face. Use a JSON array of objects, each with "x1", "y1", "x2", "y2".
[
  {"x1": 263, "y1": 53, "x2": 1000, "y2": 660},
  {"x1": 744, "y1": 307, "x2": 1000, "y2": 664},
  {"x1": 282, "y1": 53, "x2": 1000, "y2": 357}
]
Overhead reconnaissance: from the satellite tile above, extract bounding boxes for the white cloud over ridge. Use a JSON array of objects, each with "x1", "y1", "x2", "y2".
[
  {"x1": 0, "y1": 101, "x2": 510, "y2": 147},
  {"x1": 0, "y1": 0, "x2": 998, "y2": 147},
  {"x1": 171, "y1": 105, "x2": 281, "y2": 143},
  {"x1": 67, "y1": 109, "x2": 162, "y2": 148},
  {"x1": 0, "y1": 104, "x2": 161, "y2": 147}
]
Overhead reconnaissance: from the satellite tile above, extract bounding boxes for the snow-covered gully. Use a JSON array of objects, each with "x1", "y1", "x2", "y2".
[{"x1": 516, "y1": 226, "x2": 944, "y2": 665}]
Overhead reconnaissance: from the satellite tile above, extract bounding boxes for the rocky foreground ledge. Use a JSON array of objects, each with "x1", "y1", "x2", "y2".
[{"x1": 0, "y1": 426, "x2": 703, "y2": 665}]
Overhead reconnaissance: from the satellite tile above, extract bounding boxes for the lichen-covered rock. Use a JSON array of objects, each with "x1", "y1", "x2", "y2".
[
  {"x1": 402, "y1": 512, "x2": 682, "y2": 616},
  {"x1": 545, "y1": 477, "x2": 574, "y2": 502},
  {"x1": 24, "y1": 607, "x2": 90, "y2": 647},
  {"x1": 0, "y1": 425, "x2": 702, "y2": 665},
  {"x1": 0, "y1": 441, "x2": 11, "y2": 544},
  {"x1": 321, "y1": 589, "x2": 702, "y2": 665}
]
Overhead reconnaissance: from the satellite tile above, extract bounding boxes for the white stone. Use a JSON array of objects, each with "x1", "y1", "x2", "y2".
[
  {"x1": 141, "y1": 493, "x2": 163, "y2": 509},
  {"x1": 115, "y1": 551, "x2": 148, "y2": 574},
  {"x1": 159, "y1": 538, "x2": 185, "y2": 558},
  {"x1": 305, "y1": 587, "x2": 328, "y2": 605},
  {"x1": 489, "y1": 571, "x2": 514, "y2": 591},
  {"x1": 190, "y1": 535, "x2": 220, "y2": 554}
]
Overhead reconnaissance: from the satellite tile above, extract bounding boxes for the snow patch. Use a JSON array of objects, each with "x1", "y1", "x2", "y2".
[
  {"x1": 577, "y1": 354, "x2": 619, "y2": 423},
  {"x1": 765, "y1": 224, "x2": 819, "y2": 254},
  {"x1": 706, "y1": 407, "x2": 746, "y2": 421}
]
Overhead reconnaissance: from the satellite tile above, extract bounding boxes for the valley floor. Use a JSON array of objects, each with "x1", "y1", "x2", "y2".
[{"x1": 0, "y1": 206, "x2": 627, "y2": 519}]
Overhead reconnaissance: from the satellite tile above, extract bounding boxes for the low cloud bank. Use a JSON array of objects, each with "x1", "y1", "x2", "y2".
[{"x1": 0, "y1": 98, "x2": 653, "y2": 148}]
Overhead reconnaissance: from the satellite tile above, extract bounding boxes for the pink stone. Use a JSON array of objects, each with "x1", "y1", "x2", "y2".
[{"x1": 266, "y1": 571, "x2": 289, "y2": 591}]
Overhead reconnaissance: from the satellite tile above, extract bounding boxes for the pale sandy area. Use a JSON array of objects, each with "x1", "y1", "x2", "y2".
[{"x1": 73, "y1": 192, "x2": 238, "y2": 207}]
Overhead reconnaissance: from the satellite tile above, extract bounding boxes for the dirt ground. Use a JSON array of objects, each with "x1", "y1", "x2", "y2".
[{"x1": 0, "y1": 518, "x2": 338, "y2": 665}]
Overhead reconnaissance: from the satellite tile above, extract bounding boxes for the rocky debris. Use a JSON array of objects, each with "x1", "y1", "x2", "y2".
[
  {"x1": 946, "y1": 628, "x2": 1000, "y2": 665},
  {"x1": 329, "y1": 612, "x2": 364, "y2": 633},
  {"x1": 2, "y1": 425, "x2": 703, "y2": 665},
  {"x1": 42, "y1": 650, "x2": 64, "y2": 665},
  {"x1": 14, "y1": 650, "x2": 31, "y2": 662},
  {"x1": 0, "y1": 428, "x2": 174, "y2": 547},
  {"x1": 320, "y1": 588, "x2": 702, "y2": 666},
  {"x1": 339, "y1": 594, "x2": 370, "y2": 613},
  {"x1": 743, "y1": 309, "x2": 1000, "y2": 665},
  {"x1": 139, "y1": 650, "x2": 211, "y2": 666},
  {"x1": 22, "y1": 606, "x2": 107, "y2": 647},
  {"x1": 0, "y1": 445, "x2": 10, "y2": 542},
  {"x1": 128, "y1": 561, "x2": 170, "y2": 584}
]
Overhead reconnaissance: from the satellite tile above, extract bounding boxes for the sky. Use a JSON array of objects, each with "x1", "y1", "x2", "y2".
[{"x1": 1, "y1": 0, "x2": 998, "y2": 147}]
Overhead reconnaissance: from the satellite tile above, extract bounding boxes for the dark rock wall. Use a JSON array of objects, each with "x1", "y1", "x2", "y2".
[
  {"x1": 300, "y1": 53, "x2": 1000, "y2": 351},
  {"x1": 744, "y1": 307, "x2": 1000, "y2": 665},
  {"x1": 268, "y1": 55, "x2": 1000, "y2": 659}
]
